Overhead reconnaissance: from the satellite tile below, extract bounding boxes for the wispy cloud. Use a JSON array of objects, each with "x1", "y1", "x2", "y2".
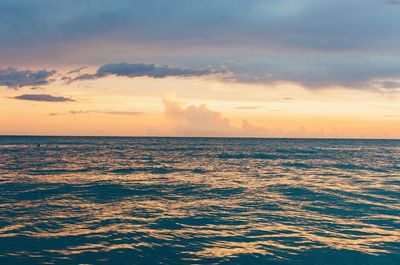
[
  {"x1": 71, "y1": 63, "x2": 218, "y2": 82},
  {"x1": 235, "y1": 106, "x2": 260, "y2": 110},
  {"x1": 49, "y1": 110, "x2": 143, "y2": 116},
  {"x1": 66, "y1": 66, "x2": 87, "y2": 75},
  {"x1": 0, "y1": 68, "x2": 56, "y2": 89},
  {"x1": 103, "y1": 111, "x2": 143, "y2": 116},
  {"x1": 380, "y1": 80, "x2": 400, "y2": 89},
  {"x1": 12, "y1": 94, "x2": 75, "y2": 102}
]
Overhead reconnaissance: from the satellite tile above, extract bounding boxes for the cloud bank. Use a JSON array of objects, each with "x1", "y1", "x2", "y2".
[
  {"x1": 2, "y1": 0, "x2": 399, "y2": 53},
  {"x1": 72, "y1": 63, "x2": 217, "y2": 82},
  {"x1": 12, "y1": 94, "x2": 75, "y2": 102},
  {"x1": 0, "y1": 68, "x2": 56, "y2": 89},
  {"x1": 1, "y1": 1, "x2": 400, "y2": 90}
]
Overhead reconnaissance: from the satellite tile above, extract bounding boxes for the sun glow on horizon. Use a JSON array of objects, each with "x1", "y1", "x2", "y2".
[
  {"x1": 1, "y1": 72, "x2": 399, "y2": 138},
  {"x1": 1, "y1": 1, "x2": 400, "y2": 138}
]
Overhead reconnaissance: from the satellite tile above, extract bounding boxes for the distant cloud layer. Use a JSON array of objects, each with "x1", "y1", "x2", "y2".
[
  {"x1": 0, "y1": 68, "x2": 56, "y2": 89},
  {"x1": 12, "y1": 94, "x2": 75, "y2": 102},
  {"x1": 1, "y1": 1, "x2": 400, "y2": 90},
  {"x1": 163, "y1": 99, "x2": 333, "y2": 137},
  {"x1": 2, "y1": 0, "x2": 399, "y2": 53},
  {"x1": 72, "y1": 63, "x2": 217, "y2": 82}
]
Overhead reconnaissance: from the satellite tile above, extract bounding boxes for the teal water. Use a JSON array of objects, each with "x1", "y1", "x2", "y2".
[{"x1": 0, "y1": 136, "x2": 399, "y2": 264}]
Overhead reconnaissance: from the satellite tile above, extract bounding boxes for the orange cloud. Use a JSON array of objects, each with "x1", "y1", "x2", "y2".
[{"x1": 163, "y1": 98, "x2": 272, "y2": 137}]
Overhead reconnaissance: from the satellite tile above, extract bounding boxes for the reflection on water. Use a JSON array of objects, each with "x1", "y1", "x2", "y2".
[{"x1": 0, "y1": 136, "x2": 399, "y2": 264}]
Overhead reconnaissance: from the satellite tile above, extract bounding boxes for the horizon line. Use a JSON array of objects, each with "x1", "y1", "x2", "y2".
[{"x1": 0, "y1": 134, "x2": 399, "y2": 141}]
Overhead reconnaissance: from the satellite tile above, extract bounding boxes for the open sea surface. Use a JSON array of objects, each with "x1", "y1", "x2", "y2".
[{"x1": 0, "y1": 136, "x2": 399, "y2": 264}]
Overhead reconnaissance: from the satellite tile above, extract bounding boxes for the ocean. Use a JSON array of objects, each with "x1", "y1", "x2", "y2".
[{"x1": 0, "y1": 136, "x2": 399, "y2": 265}]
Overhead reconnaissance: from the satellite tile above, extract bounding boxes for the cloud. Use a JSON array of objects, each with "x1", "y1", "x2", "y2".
[
  {"x1": 379, "y1": 81, "x2": 400, "y2": 89},
  {"x1": 50, "y1": 110, "x2": 143, "y2": 116},
  {"x1": 162, "y1": 99, "x2": 328, "y2": 137},
  {"x1": 235, "y1": 106, "x2": 260, "y2": 110},
  {"x1": 1, "y1": 1, "x2": 400, "y2": 90},
  {"x1": 163, "y1": 98, "x2": 272, "y2": 137},
  {"x1": 222, "y1": 57, "x2": 400, "y2": 89},
  {"x1": 103, "y1": 111, "x2": 143, "y2": 116},
  {"x1": 0, "y1": 68, "x2": 56, "y2": 89},
  {"x1": 72, "y1": 63, "x2": 217, "y2": 82},
  {"x1": 66, "y1": 66, "x2": 87, "y2": 75},
  {"x1": 65, "y1": 60, "x2": 400, "y2": 90},
  {"x1": 2, "y1": 0, "x2": 399, "y2": 53},
  {"x1": 12, "y1": 94, "x2": 75, "y2": 102}
]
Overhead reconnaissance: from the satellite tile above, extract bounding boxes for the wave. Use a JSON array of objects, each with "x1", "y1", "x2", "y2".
[
  {"x1": 331, "y1": 163, "x2": 388, "y2": 172},
  {"x1": 217, "y1": 153, "x2": 279, "y2": 159},
  {"x1": 109, "y1": 167, "x2": 206, "y2": 175},
  {"x1": 280, "y1": 162, "x2": 312, "y2": 169},
  {"x1": 26, "y1": 168, "x2": 95, "y2": 175},
  {"x1": 1, "y1": 137, "x2": 399, "y2": 264},
  {"x1": 109, "y1": 167, "x2": 178, "y2": 174}
]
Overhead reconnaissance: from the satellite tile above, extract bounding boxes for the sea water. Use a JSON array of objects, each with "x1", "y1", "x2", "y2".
[{"x1": 0, "y1": 136, "x2": 399, "y2": 264}]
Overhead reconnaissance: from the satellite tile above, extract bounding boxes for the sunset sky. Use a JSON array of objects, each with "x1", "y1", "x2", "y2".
[{"x1": 1, "y1": 0, "x2": 400, "y2": 138}]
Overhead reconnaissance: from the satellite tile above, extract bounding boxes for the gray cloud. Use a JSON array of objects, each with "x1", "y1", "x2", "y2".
[
  {"x1": 222, "y1": 56, "x2": 400, "y2": 89},
  {"x1": 0, "y1": 68, "x2": 56, "y2": 89},
  {"x1": 66, "y1": 66, "x2": 87, "y2": 75},
  {"x1": 1, "y1": 1, "x2": 400, "y2": 90},
  {"x1": 12, "y1": 94, "x2": 75, "y2": 102},
  {"x1": 72, "y1": 63, "x2": 217, "y2": 82},
  {"x1": 2, "y1": 0, "x2": 399, "y2": 52},
  {"x1": 380, "y1": 81, "x2": 400, "y2": 89}
]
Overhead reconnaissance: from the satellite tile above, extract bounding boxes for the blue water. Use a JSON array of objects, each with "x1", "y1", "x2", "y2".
[{"x1": 0, "y1": 136, "x2": 399, "y2": 265}]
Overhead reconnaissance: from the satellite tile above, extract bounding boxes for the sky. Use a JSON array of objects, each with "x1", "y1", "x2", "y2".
[{"x1": 1, "y1": 0, "x2": 400, "y2": 138}]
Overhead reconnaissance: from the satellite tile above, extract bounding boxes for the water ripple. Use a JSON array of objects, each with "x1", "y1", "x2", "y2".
[{"x1": 0, "y1": 137, "x2": 399, "y2": 264}]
